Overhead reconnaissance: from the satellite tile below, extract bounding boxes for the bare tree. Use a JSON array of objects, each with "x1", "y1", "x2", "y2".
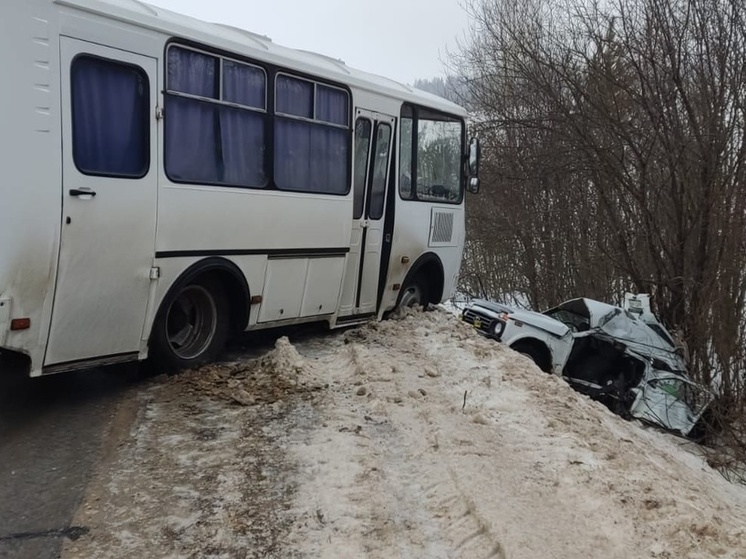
[{"x1": 454, "y1": 0, "x2": 746, "y2": 416}]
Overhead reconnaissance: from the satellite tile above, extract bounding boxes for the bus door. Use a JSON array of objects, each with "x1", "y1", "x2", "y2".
[
  {"x1": 44, "y1": 38, "x2": 158, "y2": 369},
  {"x1": 339, "y1": 109, "x2": 395, "y2": 317}
]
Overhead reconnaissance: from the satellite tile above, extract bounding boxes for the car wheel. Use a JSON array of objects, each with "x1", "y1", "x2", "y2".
[
  {"x1": 510, "y1": 341, "x2": 550, "y2": 372},
  {"x1": 149, "y1": 277, "x2": 229, "y2": 374}
]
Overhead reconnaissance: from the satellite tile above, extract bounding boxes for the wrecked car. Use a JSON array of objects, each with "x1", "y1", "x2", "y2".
[{"x1": 462, "y1": 294, "x2": 712, "y2": 438}]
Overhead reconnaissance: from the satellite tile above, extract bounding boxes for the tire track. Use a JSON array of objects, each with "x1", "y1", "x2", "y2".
[{"x1": 336, "y1": 327, "x2": 509, "y2": 559}]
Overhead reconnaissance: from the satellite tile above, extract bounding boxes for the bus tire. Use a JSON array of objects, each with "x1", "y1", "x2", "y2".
[
  {"x1": 149, "y1": 277, "x2": 229, "y2": 374},
  {"x1": 397, "y1": 275, "x2": 429, "y2": 310}
]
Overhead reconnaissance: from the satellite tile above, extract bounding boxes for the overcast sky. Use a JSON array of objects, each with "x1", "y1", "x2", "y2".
[{"x1": 147, "y1": 0, "x2": 471, "y2": 84}]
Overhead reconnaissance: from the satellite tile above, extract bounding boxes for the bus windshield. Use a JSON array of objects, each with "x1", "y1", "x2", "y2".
[
  {"x1": 416, "y1": 117, "x2": 462, "y2": 202},
  {"x1": 399, "y1": 107, "x2": 464, "y2": 203}
]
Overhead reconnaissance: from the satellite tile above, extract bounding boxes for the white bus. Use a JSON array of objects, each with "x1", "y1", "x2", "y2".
[{"x1": 0, "y1": 0, "x2": 480, "y2": 376}]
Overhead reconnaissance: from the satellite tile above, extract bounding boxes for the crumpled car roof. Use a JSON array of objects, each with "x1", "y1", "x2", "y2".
[{"x1": 553, "y1": 298, "x2": 684, "y2": 371}]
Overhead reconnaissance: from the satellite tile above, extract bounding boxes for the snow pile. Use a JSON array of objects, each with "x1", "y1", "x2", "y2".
[
  {"x1": 289, "y1": 311, "x2": 746, "y2": 558},
  {"x1": 166, "y1": 336, "x2": 325, "y2": 407},
  {"x1": 63, "y1": 310, "x2": 746, "y2": 559}
]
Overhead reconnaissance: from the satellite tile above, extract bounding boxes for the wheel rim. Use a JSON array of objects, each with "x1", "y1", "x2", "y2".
[
  {"x1": 400, "y1": 284, "x2": 424, "y2": 308},
  {"x1": 166, "y1": 285, "x2": 218, "y2": 360}
]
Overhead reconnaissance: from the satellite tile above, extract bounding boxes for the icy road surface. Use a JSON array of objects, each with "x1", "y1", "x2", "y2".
[{"x1": 63, "y1": 309, "x2": 746, "y2": 558}]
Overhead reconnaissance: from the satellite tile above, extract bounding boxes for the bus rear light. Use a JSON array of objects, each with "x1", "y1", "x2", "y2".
[{"x1": 10, "y1": 318, "x2": 30, "y2": 330}]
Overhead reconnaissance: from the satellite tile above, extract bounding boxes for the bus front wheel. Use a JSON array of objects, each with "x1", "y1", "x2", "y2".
[
  {"x1": 149, "y1": 277, "x2": 229, "y2": 374},
  {"x1": 398, "y1": 276, "x2": 429, "y2": 310}
]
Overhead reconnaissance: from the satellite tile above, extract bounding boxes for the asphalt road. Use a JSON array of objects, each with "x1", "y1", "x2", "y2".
[
  {"x1": 0, "y1": 358, "x2": 141, "y2": 559},
  {"x1": 0, "y1": 323, "x2": 333, "y2": 559}
]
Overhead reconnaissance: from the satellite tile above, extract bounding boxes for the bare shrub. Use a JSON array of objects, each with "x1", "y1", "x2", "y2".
[{"x1": 454, "y1": 0, "x2": 746, "y2": 466}]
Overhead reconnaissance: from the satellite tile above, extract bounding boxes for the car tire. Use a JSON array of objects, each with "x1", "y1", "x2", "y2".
[{"x1": 149, "y1": 277, "x2": 229, "y2": 374}]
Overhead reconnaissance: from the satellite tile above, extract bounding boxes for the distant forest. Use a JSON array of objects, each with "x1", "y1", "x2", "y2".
[{"x1": 412, "y1": 77, "x2": 467, "y2": 105}]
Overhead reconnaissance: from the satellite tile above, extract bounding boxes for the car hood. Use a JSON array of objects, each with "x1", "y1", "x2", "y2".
[{"x1": 470, "y1": 300, "x2": 570, "y2": 338}]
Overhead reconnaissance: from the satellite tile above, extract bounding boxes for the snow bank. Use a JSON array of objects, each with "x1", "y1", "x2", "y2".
[{"x1": 64, "y1": 310, "x2": 746, "y2": 559}]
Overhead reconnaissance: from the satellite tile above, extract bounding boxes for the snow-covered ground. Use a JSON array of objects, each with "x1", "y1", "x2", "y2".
[{"x1": 63, "y1": 309, "x2": 746, "y2": 558}]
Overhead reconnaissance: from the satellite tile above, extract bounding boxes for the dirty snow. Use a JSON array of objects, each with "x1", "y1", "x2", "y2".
[{"x1": 63, "y1": 310, "x2": 746, "y2": 558}]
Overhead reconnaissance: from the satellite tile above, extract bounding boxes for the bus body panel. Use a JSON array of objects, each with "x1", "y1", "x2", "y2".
[
  {"x1": 0, "y1": 1, "x2": 63, "y2": 375},
  {"x1": 382, "y1": 201, "x2": 466, "y2": 312},
  {"x1": 155, "y1": 188, "x2": 352, "y2": 255}
]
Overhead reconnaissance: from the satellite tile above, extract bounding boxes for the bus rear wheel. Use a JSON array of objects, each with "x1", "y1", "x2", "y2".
[{"x1": 149, "y1": 277, "x2": 229, "y2": 374}]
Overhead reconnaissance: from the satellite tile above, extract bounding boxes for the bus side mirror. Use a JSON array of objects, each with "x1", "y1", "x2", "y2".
[
  {"x1": 468, "y1": 137, "x2": 480, "y2": 177},
  {"x1": 467, "y1": 177, "x2": 480, "y2": 194}
]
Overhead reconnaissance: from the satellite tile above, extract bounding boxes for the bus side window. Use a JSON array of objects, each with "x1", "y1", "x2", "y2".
[
  {"x1": 164, "y1": 46, "x2": 267, "y2": 188},
  {"x1": 71, "y1": 56, "x2": 150, "y2": 177},
  {"x1": 274, "y1": 75, "x2": 350, "y2": 194}
]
